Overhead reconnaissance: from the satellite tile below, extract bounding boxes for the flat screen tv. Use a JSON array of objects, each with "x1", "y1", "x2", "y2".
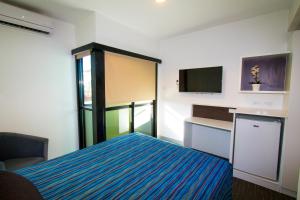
[{"x1": 179, "y1": 66, "x2": 223, "y2": 93}]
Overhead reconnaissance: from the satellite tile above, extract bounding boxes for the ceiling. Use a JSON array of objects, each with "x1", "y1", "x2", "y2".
[{"x1": 2, "y1": 0, "x2": 293, "y2": 39}]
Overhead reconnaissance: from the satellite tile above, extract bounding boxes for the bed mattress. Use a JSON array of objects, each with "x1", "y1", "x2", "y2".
[{"x1": 17, "y1": 133, "x2": 232, "y2": 200}]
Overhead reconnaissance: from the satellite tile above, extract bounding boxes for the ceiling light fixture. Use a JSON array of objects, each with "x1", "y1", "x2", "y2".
[{"x1": 155, "y1": 0, "x2": 166, "y2": 4}]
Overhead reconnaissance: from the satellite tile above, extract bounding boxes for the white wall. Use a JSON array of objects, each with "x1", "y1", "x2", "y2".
[
  {"x1": 73, "y1": 12, "x2": 159, "y2": 58},
  {"x1": 282, "y1": 30, "x2": 300, "y2": 192},
  {"x1": 158, "y1": 10, "x2": 289, "y2": 141},
  {"x1": 75, "y1": 12, "x2": 96, "y2": 46},
  {"x1": 95, "y1": 13, "x2": 159, "y2": 58},
  {"x1": 0, "y1": 20, "x2": 78, "y2": 159}
]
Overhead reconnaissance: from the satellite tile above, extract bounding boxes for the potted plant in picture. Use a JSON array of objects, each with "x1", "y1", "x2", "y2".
[{"x1": 250, "y1": 65, "x2": 261, "y2": 91}]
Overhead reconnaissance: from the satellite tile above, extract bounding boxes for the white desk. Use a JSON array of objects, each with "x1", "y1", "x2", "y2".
[
  {"x1": 185, "y1": 117, "x2": 233, "y2": 131},
  {"x1": 184, "y1": 117, "x2": 232, "y2": 159}
]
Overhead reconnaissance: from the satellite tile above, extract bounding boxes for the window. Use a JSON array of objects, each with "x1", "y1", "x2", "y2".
[{"x1": 83, "y1": 56, "x2": 92, "y2": 105}]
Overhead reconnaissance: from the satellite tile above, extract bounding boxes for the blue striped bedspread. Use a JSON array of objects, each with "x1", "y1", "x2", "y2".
[{"x1": 17, "y1": 133, "x2": 232, "y2": 200}]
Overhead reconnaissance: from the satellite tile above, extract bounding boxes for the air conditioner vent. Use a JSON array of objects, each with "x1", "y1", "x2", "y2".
[
  {"x1": 0, "y1": 2, "x2": 53, "y2": 34},
  {"x1": 0, "y1": 20, "x2": 50, "y2": 34}
]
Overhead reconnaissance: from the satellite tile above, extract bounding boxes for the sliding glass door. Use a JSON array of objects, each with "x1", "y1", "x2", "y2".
[
  {"x1": 104, "y1": 52, "x2": 157, "y2": 140},
  {"x1": 73, "y1": 44, "x2": 160, "y2": 149},
  {"x1": 76, "y1": 55, "x2": 95, "y2": 148}
]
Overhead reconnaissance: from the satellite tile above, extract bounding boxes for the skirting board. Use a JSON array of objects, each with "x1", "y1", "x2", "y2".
[{"x1": 233, "y1": 169, "x2": 296, "y2": 198}]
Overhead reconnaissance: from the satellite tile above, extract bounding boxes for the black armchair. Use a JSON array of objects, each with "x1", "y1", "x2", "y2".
[{"x1": 0, "y1": 132, "x2": 48, "y2": 171}]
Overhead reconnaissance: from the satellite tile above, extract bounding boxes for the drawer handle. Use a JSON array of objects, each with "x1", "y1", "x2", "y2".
[{"x1": 253, "y1": 125, "x2": 259, "y2": 128}]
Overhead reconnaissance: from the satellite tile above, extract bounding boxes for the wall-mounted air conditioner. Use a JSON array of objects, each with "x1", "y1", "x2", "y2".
[{"x1": 0, "y1": 2, "x2": 53, "y2": 34}]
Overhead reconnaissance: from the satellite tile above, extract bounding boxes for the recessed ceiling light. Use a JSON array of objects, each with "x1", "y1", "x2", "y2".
[{"x1": 155, "y1": 0, "x2": 166, "y2": 4}]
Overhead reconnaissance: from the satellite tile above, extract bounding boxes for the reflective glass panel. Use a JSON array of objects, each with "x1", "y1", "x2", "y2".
[
  {"x1": 83, "y1": 56, "x2": 92, "y2": 105},
  {"x1": 106, "y1": 108, "x2": 132, "y2": 140},
  {"x1": 134, "y1": 104, "x2": 153, "y2": 136}
]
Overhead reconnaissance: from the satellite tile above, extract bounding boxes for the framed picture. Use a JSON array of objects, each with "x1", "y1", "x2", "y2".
[{"x1": 240, "y1": 53, "x2": 290, "y2": 92}]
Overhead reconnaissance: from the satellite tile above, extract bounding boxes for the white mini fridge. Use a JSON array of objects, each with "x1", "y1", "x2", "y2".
[{"x1": 234, "y1": 116, "x2": 281, "y2": 181}]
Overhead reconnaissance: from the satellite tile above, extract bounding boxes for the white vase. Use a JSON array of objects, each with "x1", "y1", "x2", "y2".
[{"x1": 252, "y1": 84, "x2": 261, "y2": 91}]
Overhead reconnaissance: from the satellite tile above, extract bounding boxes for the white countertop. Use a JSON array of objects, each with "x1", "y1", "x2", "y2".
[
  {"x1": 185, "y1": 117, "x2": 233, "y2": 131},
  {"x1": 229, "y1": 107, "x2": 288, "y2": 118}
]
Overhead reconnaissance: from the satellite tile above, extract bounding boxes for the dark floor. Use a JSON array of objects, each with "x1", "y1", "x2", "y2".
[{"x1": 233, "y1": 178, "x2": 295, "y2": 200}]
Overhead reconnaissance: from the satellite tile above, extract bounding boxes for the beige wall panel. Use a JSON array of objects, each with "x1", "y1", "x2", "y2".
[{"x1": 105, "y1": 52, "x2": 156, "y2": 105}]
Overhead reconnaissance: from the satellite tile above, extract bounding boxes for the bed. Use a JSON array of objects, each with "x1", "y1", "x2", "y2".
[{"x1": 16, "y1": 133, "x2": 232, "y2": 200}]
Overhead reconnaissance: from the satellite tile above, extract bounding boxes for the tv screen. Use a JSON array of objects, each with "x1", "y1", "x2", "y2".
[{"x1": 179, "y1": 66, "x2": 223, "y2": 93}]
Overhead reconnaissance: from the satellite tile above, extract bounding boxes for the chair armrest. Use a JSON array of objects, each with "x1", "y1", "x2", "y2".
[{"x1": 0, "y1": 132, "x2": 48, "y2": 161}]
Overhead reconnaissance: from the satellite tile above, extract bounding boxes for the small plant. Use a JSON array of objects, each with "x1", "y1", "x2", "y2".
[{"x1": 250, "y1": 65, "x2": 261, "y2": 84}]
